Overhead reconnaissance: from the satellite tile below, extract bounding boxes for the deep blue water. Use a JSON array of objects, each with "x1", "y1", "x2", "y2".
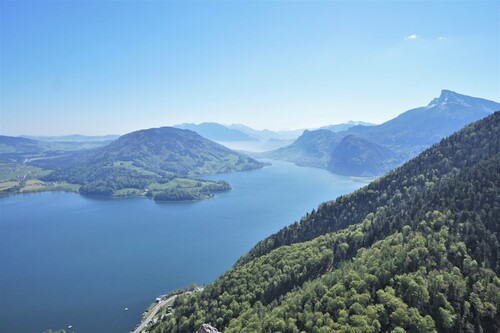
[{"x1": 0, "y1": 160, "x2": 365, "y2": 333}]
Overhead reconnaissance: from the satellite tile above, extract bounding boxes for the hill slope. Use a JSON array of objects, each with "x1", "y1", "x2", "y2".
[
  {"x1": 37, "y1": 127, "x2": 265, "y2": 197},
  {"x1": 265, "y1": 130, "x2": 344, "y2": 168},
  {"x1": 151, "y1": 112, "x2": 500, "y2": 333},
  {"x1": 0, "y1": 136, "x2": 45, "y2": 157},
  {"x1": 327, "y1": 135, "x2": 397, "y2": 176}
]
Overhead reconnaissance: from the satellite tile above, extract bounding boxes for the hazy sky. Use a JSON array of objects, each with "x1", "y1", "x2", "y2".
[{"x1": 1, "y1": 1, "x2": 499, "y2": 136}]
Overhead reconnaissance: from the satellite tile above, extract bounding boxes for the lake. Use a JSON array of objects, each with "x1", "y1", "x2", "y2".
[{"x1": 0, "y1": 160, "x2": 365, "y2": 333}]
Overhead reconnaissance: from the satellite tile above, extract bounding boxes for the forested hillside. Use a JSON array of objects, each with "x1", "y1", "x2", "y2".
[
  {"x1": 265, "y1": 130, "x2": 344, "y2": 168},
  {"x1": 151, "y1": 112, "x2": 499, "y2": 333},
  {"x1": 36, "y1": 127, "x2": 265, "y2": 197},
  {"x1": 327, "y1": 135, "x2": 396, "y2": 176}
]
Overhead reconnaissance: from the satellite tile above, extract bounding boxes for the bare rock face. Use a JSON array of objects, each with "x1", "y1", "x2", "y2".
[{"x1": 197, "y1": 323, "x2": 220, "y2": 333}]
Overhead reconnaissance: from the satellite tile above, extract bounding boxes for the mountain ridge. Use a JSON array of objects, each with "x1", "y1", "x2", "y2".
[{"x1": 264, "y1": 90, "x2": 500, "y2": 176}]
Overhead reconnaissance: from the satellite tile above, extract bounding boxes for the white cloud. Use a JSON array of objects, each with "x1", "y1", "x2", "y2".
[
  {"x1": 404, "y1": 34, "x2": 418, "y2": 40},
  {"x1": 437, "y1": 36, "x2": 447, "y2": 41}
]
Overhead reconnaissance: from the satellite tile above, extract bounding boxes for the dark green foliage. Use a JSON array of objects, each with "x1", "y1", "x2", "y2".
[
  {"x1": 154, "y1": 188, "x2": 208, "y2": 201},
  {"x1": 152, "y1": 112, "x2": 500, "y2": 333},
  {"x1": 153, "y1": 181, "x2": 231, "y2": 202},
  {"x1": 198, "y1": 181, "x2": 231, "y2": 194}
]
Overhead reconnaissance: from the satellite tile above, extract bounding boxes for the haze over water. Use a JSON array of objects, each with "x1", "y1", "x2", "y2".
[{"x1": 0, "y1": 160, "x2": 364, "y2": 333}]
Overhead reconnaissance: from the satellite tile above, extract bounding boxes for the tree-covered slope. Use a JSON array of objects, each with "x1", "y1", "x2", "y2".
[
  {"x1": 0, "y1": 136, "x2": 45, "y2": 156},
  {"x1": 151, "y1": 112, "x2": 499, "y2": 333},
  {"x1": 327, "y1": 135, "x2": 397, "y2": 177},
  {"x1": 265, "y1": 130, "x2": 344, "y2": 168},
  {"x1": 37, "y1": 127, "x2": 265, "y2": 196},
  {"x1": 81, "y1": 127, "x2": 262, "y2": 176}
]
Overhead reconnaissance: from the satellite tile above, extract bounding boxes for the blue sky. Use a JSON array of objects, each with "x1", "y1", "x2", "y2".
[{"x1": 1, "y1": 1, "x2": 498, "y2": 135}]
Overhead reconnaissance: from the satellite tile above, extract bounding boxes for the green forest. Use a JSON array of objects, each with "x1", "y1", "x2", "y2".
[{"x1": 151, "y1": 112, "x2": 500, "y2": 332}]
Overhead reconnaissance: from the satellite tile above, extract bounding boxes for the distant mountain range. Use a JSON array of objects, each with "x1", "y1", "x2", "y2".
[
  {"x1": 173, "y1": 121, "x2": 377, "y2": 146},
  {"x1": 7, "y1": 89, "x2": 498, "y2": 179},
  {"x1": 20, "y1": 134, "x2": 120, "y2": 142},
  {"x1": 226, "y1": 124, "x2": 306, "y2": 141},
  {"x1": 0, "y1": 135, "x2": 114, "y2": 162},
  {"x1": 319, "y1": 120, "x2": 376, "y2": 133},
  {"x1": 265, "y1": 90, "x2": 500, "y2": 176},
  {"x1": 174, "y1": 123, "x2": 257, "y2": 142}
]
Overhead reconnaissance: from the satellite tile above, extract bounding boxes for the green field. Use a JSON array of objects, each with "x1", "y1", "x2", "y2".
[
  {"x1": 113, "y1": 188, "x2": 143, "y2": 197},
  {"x1": 112, "y1": 161, "x2": 158, "y2": 176},
  {"x1": 148, "y1": 178, "x2": 205, "y2": 191},
  {"x1": 0, "y1": 163, "x2": 52, "y2": 182},
  {"x1": 20, "y1": 181, "x2": 80, "y2": 194},
  {"x1": 0, "y1": 181, "x2": 20, "y2": 192}
]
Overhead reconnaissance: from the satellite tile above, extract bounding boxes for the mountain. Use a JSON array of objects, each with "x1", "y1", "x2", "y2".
[
  {"x1": 174, "y1": 123, "x2": 257, "y2": 142},
  {"x1": 265, "y1": 129, "x2": 344, "y2": 168},
  {"x1": 327, "y1": 135, "x2": 396, "y2": 176},
  {"x1": 20, "y1": 134, "x2": 120, "y2": 142},
  {"x1": 151, "y1": 111, "x2": 500, "y2": 333},
  {"x1": 320, "y1": 121, "x2": 376, "y2": 133},
  {"x1": 175, "y1": 122, "x2": 305, "y2": 145},
  {"x1": 0, "y1": 135, "x2": 112, "y2": 163},
  {"x1": 228, "y1": 124, "x2": 305, "y2": 141},
  {"x1": 265, "y1": 90, "x2": 500, "y2": 176},
  {"x1": 32, "y1": 127, "x2": 265, "y2": 197},
  {"x1": 227, "y1": 124, "x2": 279, "y2": 141},
  {"x1": 80, "y1": 127, "x2": 262, "y2": 176},
  {"x1": 0, "y1": 136, "x2": 44, "y2": 155},
  {"x1": 348, "y1": 90, "x2": 500, "y2": 148}
]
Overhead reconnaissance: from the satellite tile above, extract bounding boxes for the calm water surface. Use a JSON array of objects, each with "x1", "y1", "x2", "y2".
[{"x1": 0, "y1": 160, "x2": 365, "y2": 333}]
